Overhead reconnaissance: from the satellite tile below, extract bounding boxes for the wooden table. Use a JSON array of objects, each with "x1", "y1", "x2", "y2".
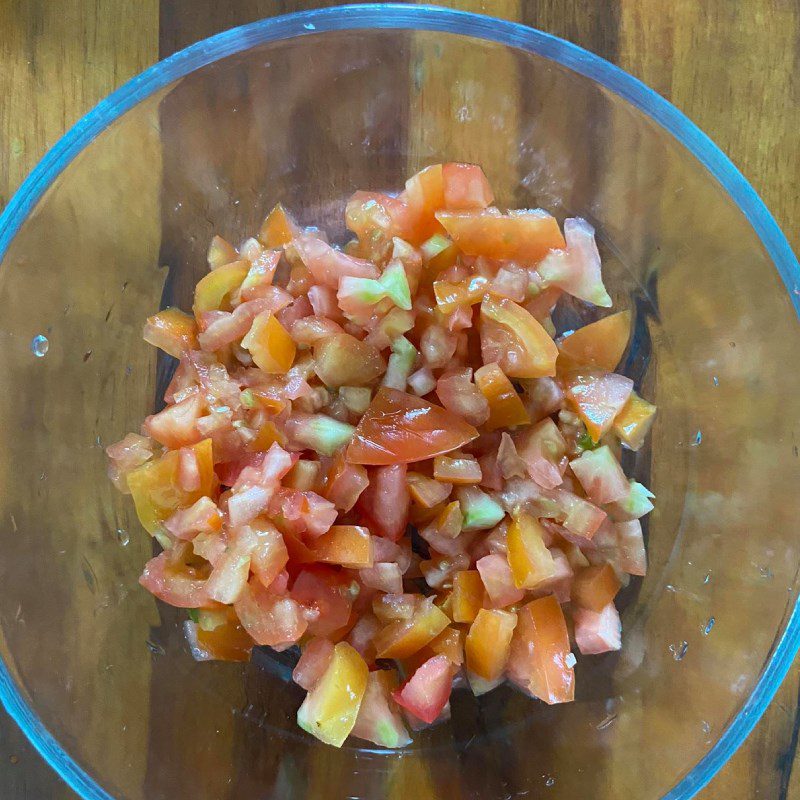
[{"x1": 0, "y1": 1, "x2": 798, "y2": 797}]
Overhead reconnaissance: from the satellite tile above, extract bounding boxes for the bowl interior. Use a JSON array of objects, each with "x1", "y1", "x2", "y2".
[{"x1": 1, "y1": 15, "x2": 799, "y2": 800}]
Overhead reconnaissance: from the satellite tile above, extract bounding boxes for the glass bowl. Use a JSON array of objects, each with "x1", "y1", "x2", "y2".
[{"x1": 1, "y1": 5, "x2": 798, "y2": 799}]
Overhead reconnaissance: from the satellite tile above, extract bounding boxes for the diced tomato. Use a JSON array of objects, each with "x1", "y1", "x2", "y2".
[
  {"x1": 478, "y1": 452, "x2": 504, "y2": 491},
  {"x1": 324, "y1": 452, "x2": 369, "y2": 511},
  {"x1": 465, "y1": 608, "x2": 517, "y2": 681},
  {"x1": 433, "y1": 274, "x2": 488, "y2": 315},
  {"x1": 530, "y1": 547, "x2": 574, "y2": 604},
  {"x1": 297, "y1": 641, "x2": 369, "y2": 747},
  {"x1": 207, "y1": 235, "x2": 239, "y2": 269},
  {"x1": 507, "y1": 595, "x2": 574, "y2": 704},
  {"x1": 476, "y1": 554, "x2": 525, "y2": 608},
  {"x1": 346, "y1": 613, "x2": 381, "y2": 663},
  {"x1": 557, "y1": 310, "x2": 631, "y2": 372},
  {"x1": 199, "y1": 295, "x2": 291, "y2": 352},
  {"x1": 513, "y1": 418, "x2": 567, "y2": 490},
  {"x1": 429, "y1": 626, "x2": 465, "y2": 665},
  {"x1": 143, "y1": 393, "x2": 205, "y2": 450},
  {"x1": 563, "y1": 370, "x2": 634, "y2": 443},
  {"x1": 614, "y1": 519, "x2": 647, "y2": 576},
  {"x1": 240, "y1": 250, "x2": 282, "y2": 302},
  {"x1": 480, "y1": 296, "x2": 558, "y2": 379},
  {"x1": 139, "y1": 545, "x2": 215, "y2": 608},
  {"x1": 241, "y1": 311, "x2": 295, "y2": 374},
  {"x1": 143, "y1": 308, "x2": 199, "y2": 358},
  {"x1": 294, "y1": 233, "x2": 380, "y2": 288},
  {"x1": 227, "y1": 443, "x2": 295, "y2": 527},
  {"x1": 537, "y1": 218, "x2": 611, "y2": 307},
  {"x1": 420, "y1": 324, "x2": 458, "y2": 369},
  {"x1": 433, "y1": 454, "x2": 482, "y2": 485},
  {"x1": 374, "y1": 596, "x2": 450, "y2": 659},
  {"x1": 435, "y1": 369, "x2": 491, "y2": 427},
  {"x1": 291, "y1": 566, "x2": 355, "y2": 637},
  {"x1": 205, "y1": 528, "x2": 255, "y2": 604},
  {"x1": 352, "y1": 670, "x2": 411, "y2": 748},
  {"x1": 289, "y1": 316, "x2": 344, "y2": 347},
  {"x1": 187, "y1": 616, "x2": 255, "y2": 663},
  {"x1": 407, "y1": 471, "x2": 452, "y2": 508},
  {"x1": 435, "y1": 209, "x2": 565, "y2": 262},
  {"x1": 127, "y1": 439, "x2": 216, "y2": 534},
  {"x1": 571, "y1": 564, "x2": 621, "y2": 611},
  {"x1": 233, "y1": 577, "x2": 308, "y2": 646},
  {"x1": 523, "y1": 376, "x2": 565, "y2": 423},
  {"x1": 312, "y1": 525, "x2": 373, "y2": 569},
  {"x1": 474, "y1": 363, "x2": 530, "y2": 431},
  {"x1": 106, "y1": 433, "x2": 155, "y2": 493},
  {"x1": 247, "y1": 521, "x2": 290, "y2": 589},
  {"x1": 293, "y1": 637, "x2": 335, "y2": 691},
  {"x1": 441, "y1": 163, "x2": 494, "y2": 210},
  {"x1": 164, "y1": 496, "x2": 222, "y2": 540},
  {"x1": 569, "y1": 445, "x2": 629, "y2": 504},
  {"x1": 420, "y1": 233, "x2": 458, "y2": 279},
  {"x1": 402, "y1": 165, "x2": 446, "y2": 242},
  {"x1": 372, "y1": 593, "x2": 417, "y2": 623},
  {"x1": 359, "y1": 562, "x2": 403, "y2": 594},
  {"x1": 392, "y1": 654, "x2": 454, "y2": 724},
  {"x1": 259, "y1": 202, "x2": 300, "y2": 248},
  {"x1": 573, "y1": 602, "x2": 622, "y2": 655},
  {"x1": 314, "y1": 333, "x2": 385, "y2": 388},
  {"x1": 451, "y1": 570, "x2": 485, "y2": 623},
  {"x1": 347, "y1": 388, "x2": 478, "y2": 465},
  {"x1": 193, "y1": 261, "x2": 249, "y2": 317},
  {"x1": 357, "y1": 464, "x2": 410, "y2": 541},
  {"x1": 488, "y1": 265, "x2": 528, "y2": 302},
  {"x1": 283, "y1": 459, "x2": 321, "y2": 492},
  {"x1": 612, "y1": 391, "x2": 657, "y2": 451},
  {"x1": 506, "y1": 512, "x2": 557, "y2": 589}
]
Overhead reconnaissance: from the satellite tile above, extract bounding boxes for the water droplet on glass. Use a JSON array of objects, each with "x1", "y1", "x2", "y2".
[
  {"x1": 303, "y1": 22, "x2": 316, "y2": 30},
  {"x1": 30, "y1": 334, "x2": 49, "y2": 357},
  {"x1": 758, "y1": 564, "x2": 774, "y2": 580},
  {"x1": 544, "y1": 776, "x2": 555, "y2": 788},
  {"x1": 712, "y1": 376, "x2": 719, "y2": 387},
  {"x1": 116, "y1": 528, "x2": 130, "y2": 546},
  {"x1": 703, "y1": 571, "x2": 712, "y2": 584},
  {"x1": 565, "y1": 652, "x2": 576, "y2": 668},
  {"x1": 146, "y1": 640, "x2": 165, "y2": 656},
  {"x1": 691, "y1": 430, "x2": 702, "y2": 446},
  {"x1": 669, "y1": 641, "x2": 689, "y2": 661},
  {"x1": 596, "y1": 713, "x2": 617, "y2": 730},
  {"x1": 702, "y1": 720, "x2": 712, "y2": 739},
  {"x1": 702, "y1": 617, "x2": 715, "y2": 635}
]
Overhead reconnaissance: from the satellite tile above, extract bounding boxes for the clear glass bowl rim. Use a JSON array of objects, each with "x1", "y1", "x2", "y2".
[{"x1": 0, "y1": 5, "x2": 798, "y2": 799}]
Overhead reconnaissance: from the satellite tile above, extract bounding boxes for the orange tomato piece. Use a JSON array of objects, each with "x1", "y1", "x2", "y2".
[
  {"x1": 563, "y1": 370, "x2": 634, "y2": 443},
  {"x1": 407, "y1": 471, "x2": 453, "y2": 508},
  {"x1": 241, "y1": 311, "x2": 296, "y2": 374},
  {"x1": 465, "y1": 608, "x2": 517, "y2": 681},
  {"x1": 557, "y1": 310, "x2": 631, "y2": 372},
  {"x1": 324, "y1": 451, "x2": 369, "y2": 511},
  {"x1": 374, "y1": 597, "x2": 450, "y2": 659},
  {"x1": 508, "y1": 595, "x2": 574, "y2": 705},
  {"x1": 247, "y1": 420, "x2": 287, "y2": 452},
  {"x1": 206, "y1": 235, "x2": 239, "y2": 269},
  {"x1": 571, "y1": 564, "x2": 621, "y2": 611},
  {"x1": 193, "y1": 260, "x2": 249, "y2": 317},
  {"x1": 403, "y1": 163, "x2": 446, "y2": 242},
  {"x1": 435, "y1": 500, "x2": 463, "y2": 539},
  {"x1": 346, "y1": 388, "x2": 479, "y2": 465},
  {"x1": 194, "y1": 614, "x2": 254, "y2": 662},
  {"x1": 480, "y1": 295, "x2": 558, "y2": 379},
  {"x1": 420, "y1": 233, "x2": 459, "y2": 279},
  {"x1": 433, "y1": 455, "x2": 482, "y2": 485},
  {"x1": 451, "y1": 570, "x2": 485, "y2": 623},
  {"x1": 127, "y1": 438, "x2": 216, "y2": 534},
  {"x1": 143, "y1": 308, "x2": 199, "y2": 358},
  {"x1": 312, "y1": 525, "x2": 374, "y2": 569},
  {"x1": 435, "y1": 209, "x2": 565, "y2": 262},
  {"x1": 433, "y1": 274, "x2": 489, "y2": 315},
  {"x1": 507, "y1": 512, "x2": 557, "y2": 589},
  {"x1": 429, "y1": 626, "x2": 465, "y2": 665},
  {"x1": 296, "y1": 641, "x2": 369, "y2": 747},
  {"x1": 441, "y1": 163, "x2": 494, "y2": 210},
  {"x1": 259, "y1": 202, "x2": 300, "y2": 248},
  {"x1": 474, "y1": 363, "x2": 531, "y2": 431},
  {"x1": 612, "y1": 391, "x2": 657, "y2": 451},
  {"x1": 313, "y1": 333, "x2": 385, "y2": 388}
]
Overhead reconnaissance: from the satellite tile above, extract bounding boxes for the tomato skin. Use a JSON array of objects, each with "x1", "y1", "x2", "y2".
[
  {"x1": 187, "y1": 616, "x2": 254, "y2": 663},
  {"x1": 507, "y1": 595, "x2": 574, "y2": 705},
  {"x1": 435, "y1": 209, "x2": 565, "y2": 262},
  {"x1": 374, "y1": 597, "x2": 450, "y2": 659},
  {"x1": 346, "y1": 388, "x2": 479, "y2": 465},
  {"x1": 436, "y1": 369, "x2": 490, "y2": 427}
]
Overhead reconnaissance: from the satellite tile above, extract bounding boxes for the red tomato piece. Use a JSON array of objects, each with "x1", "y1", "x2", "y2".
[
  {"x1": 435, "y1": 369, "x2": 490, "y2": 427},
  {"x1": 143, "y1": 393, "x2": 205, "y2": 450},
  {"x1": 392, "y1": 654, "x2": 454, "y2": 724},
  {"x1": 557, "y1": 310, "x2": 631, "y2": 372},
  {"x1": 441, "y1": 163, "x2": 494, "y2": 210},
  {"x1": 347, "y1": 388, "x2": 479, "y2": 465},
  {"x1": 352, "y1": 670, "x2": 411, "y2": 748},
  {"x1": 164, "y1": 494, "x2": 222, "y2": 539},
  {"x1": 476, "y1": 554, "x2": 525, "y2": 608},
  {"x1": 139, "y1": 546, "x2": 215, "y2": 609},
  {"x1": 143, "y1": 308, "x2": 199, "y2": 358},
  {"x1": 292, "y1": 233, "x2": 379, "y2": 288},
  {"x1": 571, "y1": 564, "x2": 621, "y2": 611},
  {"x1": 513, "y1": 418, "x2": 567, "y2": 490},
  {"x1": 293, "y1": 637, "x2": 335, "y2": 691},
  {"x1": 291, "y1": 566, "x2": 355, "y2": 637},
  {"x1": 357, "y1": 464, "x2": 411, "y2": 541},
  {"x1": 563, "y1": 370, "x2": 634, "y2": 443},
  {"x1": 507, "y1": 595, "x2": 574, "y2": 704},
  {"x1": 569, "y1": 445, "x2": 629, "y2": 505}
]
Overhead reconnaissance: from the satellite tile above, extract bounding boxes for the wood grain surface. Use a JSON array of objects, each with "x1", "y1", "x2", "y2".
[{"x1": 0, "y1": 1, "x2": 798, "y2": 798}]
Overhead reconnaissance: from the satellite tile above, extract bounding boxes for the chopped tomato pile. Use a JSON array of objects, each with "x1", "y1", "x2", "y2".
[{"x1": 108, "y1": 164, "x2": 656, "y2": 749}]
